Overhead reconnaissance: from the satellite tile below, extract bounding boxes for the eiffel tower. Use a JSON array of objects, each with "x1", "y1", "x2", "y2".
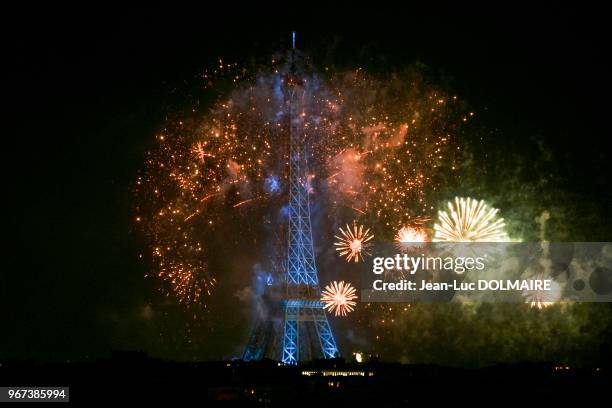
[{"x1": 243, "y1": 34, "x2": 339, "y2": 364}]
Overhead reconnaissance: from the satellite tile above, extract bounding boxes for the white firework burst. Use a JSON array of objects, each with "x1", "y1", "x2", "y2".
[{"x1": 433, "y1": 197, "x2": 509, "y2": 242}]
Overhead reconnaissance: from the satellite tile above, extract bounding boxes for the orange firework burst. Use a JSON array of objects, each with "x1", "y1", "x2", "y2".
[
  {"x1": 395, "y1": 225, "x2": 428, "y2": 244},
  {"x1": 334, "y1": 222, "x2": 374, "y2": 262},
  {"x1": 321, "y1": 281, "x2": 358, "y2": 316}
]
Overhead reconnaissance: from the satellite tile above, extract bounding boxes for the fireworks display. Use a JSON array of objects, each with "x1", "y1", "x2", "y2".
[
  {"x1": 433, "y1": 197, "x2": 509, "y2": 242},
  {"x1": 132, "y1": 48, "x2": 578, "y2": 366},
  {"x1": 135, "y1": 56, "x2": 467, "y2": 306},
  {"x1": 121, "y1": 38, "x2": 612, "y2": 373},
  {"x1": 10, "y1": 11, "x2": 611, "y2": 376},
  {"x1": 321, "y1": 281, "x2": 358, "y2": 316},
  {"x1": 334, "y1": 222, "x2": 374, "y2": 263}
]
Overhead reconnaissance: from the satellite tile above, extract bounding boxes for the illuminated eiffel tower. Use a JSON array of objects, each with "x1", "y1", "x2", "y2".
[{"x1": 243, "y1": 33, "x2": 339, "y2": 364}]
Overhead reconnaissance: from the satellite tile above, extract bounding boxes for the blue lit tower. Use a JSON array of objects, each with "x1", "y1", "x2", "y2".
[{"x1": 243, "y1": 34, "x2": 339, "y2": 364}]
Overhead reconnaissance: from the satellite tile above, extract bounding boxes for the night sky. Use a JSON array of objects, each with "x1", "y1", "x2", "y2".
[{"x1": 4, "y1": 5, "x2": 611, "y2": 363}]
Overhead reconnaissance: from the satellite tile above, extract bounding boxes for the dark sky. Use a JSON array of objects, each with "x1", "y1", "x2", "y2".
[{"x1": 3, "y1": 5, "x2": 611, "y2": 361}]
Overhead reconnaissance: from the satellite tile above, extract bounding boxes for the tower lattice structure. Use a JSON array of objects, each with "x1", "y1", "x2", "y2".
[{"x1": 243, "y1": 43, "x2": 339, "y2": 364}]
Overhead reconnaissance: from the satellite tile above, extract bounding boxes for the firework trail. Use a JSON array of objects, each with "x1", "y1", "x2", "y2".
[
  {"x1": 433, "y1": 197, "x2": 508, "y2": 242},
  {"x1": 334, "y1": 222, "x2": 374, "y2": 263},
  {"x1": 321, "y1": 281, "x2": 358, "y2": 316}
]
